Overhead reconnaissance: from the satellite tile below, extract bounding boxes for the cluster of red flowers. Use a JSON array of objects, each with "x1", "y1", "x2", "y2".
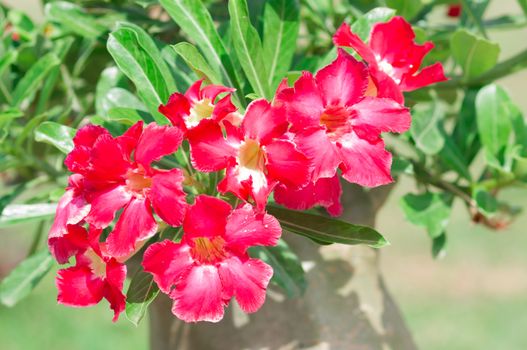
[{"x1": 48, "y1": 17, "x2": 446, "y2": 322}]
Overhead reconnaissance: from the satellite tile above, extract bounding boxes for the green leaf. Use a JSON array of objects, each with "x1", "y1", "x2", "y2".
[
  {"x1": 476, "y1": 84, "x2": 513, "y2": 164},
  {"x1": 107, "y1": 107, "x2": 154, "y2": 124},
  {"x1": 126, "y1": 268, "x2": 159, "y2": 326},
  {"x1": 250, "y1": 239, "x2": 306, "y2": 298},
  {"x1": 453, "y1": 88, "x2": 481, "y2": 164},
  {"x1": 439, "y1": 133, "x2": 472, "y2": 180},
  {"x1": 267, "y1": 206, "x2": 388, "y2": 247},
  {"x1": 0, "y1": 250, "x2": 53, "y2": 307},
  {"x1": 451, "y1": 29, "x2": 500, "y2": 79},
  {"x1": 100, "y1": 87, "x2": 147, "y2": 115},
  {"x1": 0, "y1": 108, "x2": 23, "y2": 122},
  {"x1": 160, "y1": 0, "x2": 242, "y2": 101},
  {"x1": 385, "y1": 0, "x2": 423, "y2": 20},
  {"x1": 351, "y1": 7, "x2": 396, "y2": 41},
  {"x1": 431, "y1": 232, "x2": 447, "y2": 259},
  {"x1": 0, "y1": 50, "x2": 17, "y2": 77},
  {"x1": 95, "y1": 66, "x2": 125, "y2": 115},
  {"x1": 0, "y1": 183, "x2": 26, "y2": 215},
  {"x1": 473, "y1": 188, "x2": 498, "y2": 216},
  {"x1": 11, "y1": 53, "x2": 60, "y2": 107},
  {"x1": 410, "y1": 102, "x2": 445, "y2": 155},
  {"x1": 107, "y1": 22, "x2": 175, "y2": 123},
  {"x1": 45, "y1": 1, "x2": 107, "y2": 39},
  {"x1": 34, "y1": 121, "x2": 76, "y2": 154},
  {"x1": 171, "y1": 42, "x2": 222, "y2": 85},
  {"x1": 262, "y1": 0, "x2": 300, "y2": 89},
  {"x1": 229, "y1": 0, "x2": 271, "y2": 99},
  {"x1": 400, "y1": 192, "x2": 453, "y2": 239},
  {"x1": 0, "y1": 203, "x2": 57, "y2": 228}
]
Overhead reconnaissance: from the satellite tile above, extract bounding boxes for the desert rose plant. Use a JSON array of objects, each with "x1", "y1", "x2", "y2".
[{"x1": 1, "y1": 0, "x2": 527, "y2": 348}]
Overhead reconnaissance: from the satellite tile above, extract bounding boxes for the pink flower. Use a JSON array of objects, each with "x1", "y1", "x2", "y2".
[
  {"x1": 142, "y1": 195, "x2": 281, "y2": 322},
  {"x1": 57, "y1": 121, "x2": 187, "y2": 258},
  {"x1": 333, "y1": 16, "x2": 447, "y2": 103},
  {"x1": 274, "y1": 175, "x2": 343, "y2": 217},
  {"x1": 187, "y1": 99, "x2": 312, "y2": 210},
  {"x1": 55, "y1": 225, "x2": 126, "y2": 322},
  {"x1": 159, "y1": 79, "x2": 238, "y2": 132},
  {"x1": 277, "y1": 49, "x2": 411, "y2": 188}
]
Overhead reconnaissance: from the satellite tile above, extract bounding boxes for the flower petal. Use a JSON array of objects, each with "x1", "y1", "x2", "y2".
[
  {"x1": 350, "y1": 97, "x2": 411, "y2": 133},
  {"x1": 315, "y1": 49, "x2": 368, "y2": 106},
  {"x1": 274, "y1": 175, "x2": 343, "y2": 217},
  {"x1": 49, "y1": 224, "x2": 90, "y2": 264},
  {"x1": 135, "y1": 123, "x2": 183, "y2": 168},
  {"x1": 150, "y1": 169, "x2": 187, "y2": 227},
  {"x1": 183, "y1": 195, "x2": 231, "y2": 240},
  {"x1": 265, "y1": 139, "x2": 312, "y2": 188},
  {"x1": 103, "y1": 259, "x2": 127, "y2": 322},
  {"x1": 201, "y1": 84, "x2": 235, "y2": 101},
  {"x1": 142, "y1": 240, "x2": 194, "y2": 293},
  {"x1": 158, "y1": 92, "x2": 191, "y2": 130},
  {"x1": 333, "y1": 22, "x2": 378, "y2": 66},
  {"x1": 86, "y1": 185, "x2": 132, "y2": 228},
  {"x1": 241, "y1": 99, "x2": 288, "y2": 145},
  {"x1": 171, "y1": 265, "x2": 226, "y2": 323},
  {"x1": 218, "y1": 256, "x2": 273, "y2": 313},
  {"x1": 89, "y1": 134, "x2": 131, "y2": 182},
  {"x1": 106, "y1": 196, "x2": 158, "y2": 258},
  {"x1": 400, "y1": 62, "x2": 448, "y2": 91},
  {"x1": 225, "y1": 204, "x2": 281, "y2": 250},
  {"x1": 187, "y1": 120, "x2": 240, "y2": 172},
  {"x1": 56, "y1": 265, "x2": 105, "y2": 307},
  {"x1": 295, "y1": 128, "x2": 341, "y2": 181},
  {"x1": 280, "y1": 72, "x2": 325, "y2": 131},
  {"x1": 338, "y1": 130, "x2": 393, "y2": 187}
]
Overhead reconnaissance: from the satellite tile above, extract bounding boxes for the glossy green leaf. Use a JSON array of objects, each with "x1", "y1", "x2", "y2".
[
  {"x1": 126, "y1": 268, "x2": 159, "y2": 326},
  {"x1": 45, "y1": 2, "x2": 106, "y2": 39},
  {"x1": 451, "y1": 29, "x2": 500, "y2": 79},
  {"x1": 229, "y1": 0, "x2": 271, "y2": 99},
  {"x1": 171, "y1": 42, "x2": 222, "y2": 85},
  {"x1": 107, "y1": 107, "x2": 153, "y2": 124},
  {"x1": 34, "y1": 121, "x2": 76, "y2": 154},
  {"x1": 473, "y1": 188, "x2": 498, "y2": 216},
  {"x1": 160, "y1": 0, "x2": 242, "y2": 101},
  {"x1": 351, "y1": 7, "x2": 396, "y2": 41},
  {"x1": 410, "y1": 102, "x2": 445, "y2": 155},
  {"x1": 0, "y1": 203, "x2": 57, "y2": 228},
  {"x1": 100, "y1": 87, "x2": 147, "y2": 115},
  {"x1": 385, "y1": 0, "x2": 423, "y2": 20},
  {"x1": 0, "y1": 250, "x2": 53, "y2": 307},
  {"x1": 401, "y1": 192, "x2": 453, "y2": 239},
  {"x1": 250, "y1": 239, "x2": 306, "y2": 298},
  {"x1": 95, "y1": 66, "x2": 125, "y2": 115},
  {"x1": 453, "y1": 89, "x2": 481, "y2": 163},
  {"x1": 262, "y1": 0, "x2": 300, "y2": 89},
  {"x1": 11, "y1": 53, "x2": 60, "y2": 107},
  {"x1": 431, "y1": 232, "x2": 447, "y2": 259},
  {"x1": 476, "y1": 84, "x2": 513, "y2": 163},
  {"x1": 267, "y1": 206, "x2": 388, "y2": 247},
  {"x1": 107, "y1": 22, "x2": 175, "y2": 123}
]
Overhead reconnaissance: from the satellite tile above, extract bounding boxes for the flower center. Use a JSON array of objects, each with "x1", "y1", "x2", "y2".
[
  {"x1": 187, "y1": 98, "x2": 215, "y2": 127},
  {"x1": 84, "y1": 249, "x2": 106, "y2": 278},
  {"x1": 320, "y1": 105, "x2": 351, "y2": 138},
  {"x1": 191, "y1": 236, "x2": 227, "y2": 264},
  {"x1": 238, "y1": 139, "x2": 265, "y2": 170},
  {"x1": 126, "y1": 166, "x2": 152, "y2": 193},
  {"x1": 375, "y1": 55, "x2": 401, "y2": 84}
]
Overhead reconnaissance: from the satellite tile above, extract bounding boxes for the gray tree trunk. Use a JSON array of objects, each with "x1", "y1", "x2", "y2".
[{"x1": 148, "y1": 183, "x2": 418, "y2": 350}]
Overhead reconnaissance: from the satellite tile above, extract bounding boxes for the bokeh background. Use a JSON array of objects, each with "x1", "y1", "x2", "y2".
[{"x1": 1, "y1": 1, "x2": 526, "y2": 349}]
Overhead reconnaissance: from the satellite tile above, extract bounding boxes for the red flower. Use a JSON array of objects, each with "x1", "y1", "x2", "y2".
[
  {"x1": 447, "y1": 4, "x2": 462, "y2": 17},
  {"x1": 274, "y1": 175, "x2": 343, "y2": 217},
  {"x1": 334, "y1": 16, "x2": 447, "y2": 103},
  {"x1": 55, "y1": 225, "x2": 126, "y2": 322},
  {"x1": 142, "y1": 195, "x2": 281, "y2": 322},
  {"x1": 187, "y1": 99, "x2": 312, "y2": 210},
  {"x1": 159, "y1": 79, "x2": 238, "y2": 132},
  {"x1": 58, "y1": 121, "x2": 187, "y2": 258},
  {"x1": 277, "y1": 49, "x2": 411, "y2": 188}
]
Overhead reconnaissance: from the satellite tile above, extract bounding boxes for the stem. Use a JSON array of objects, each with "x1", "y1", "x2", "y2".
[
  {"x1": 437, "y1": 47, "x2": 527, "y2": 89},
  {"x1": 461, "y1": 0, "x2": 489, "y2": 39},
  {"x1": 27, "y1": 220, "x2": 45, "y2": 256}
]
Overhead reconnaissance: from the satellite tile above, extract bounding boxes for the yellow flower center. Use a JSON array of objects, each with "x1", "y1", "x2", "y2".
[
  {"x1": 238, "y1": 139, "x2": 265, "y2": 170},
  {"x1": 191, "y1": 236, "x2": 226, "y2": 263},
  {"x1": 126, "y1": 166, "x2": 152, "y2": 193},
  {"x1": 187, "y1": 98, "x2": 215, "y2": 127}
]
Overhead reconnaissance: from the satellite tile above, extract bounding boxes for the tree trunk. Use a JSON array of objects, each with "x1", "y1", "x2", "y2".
[{"x1": 149, "y1": 182, "x2": 418, "y2": 350}]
